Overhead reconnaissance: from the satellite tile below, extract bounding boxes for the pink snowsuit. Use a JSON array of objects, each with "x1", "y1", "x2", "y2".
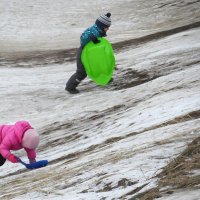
[{"x1": 0, "y1": 121, "x2": 36, "y2": 163}]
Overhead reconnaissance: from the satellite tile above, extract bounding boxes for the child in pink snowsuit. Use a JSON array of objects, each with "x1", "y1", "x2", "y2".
[{"x1": 0, "y1": 120, "x2": 40, "y2": 166}]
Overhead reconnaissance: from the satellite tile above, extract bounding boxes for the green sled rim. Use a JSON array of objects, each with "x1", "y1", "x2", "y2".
[{"x1": 81, "y1": 38, "x2": 115, "y2": 86}]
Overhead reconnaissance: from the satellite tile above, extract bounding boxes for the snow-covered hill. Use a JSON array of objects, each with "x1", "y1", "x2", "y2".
[{"x1": 0, "y1": 0, "x2": 200, "y2": 199}]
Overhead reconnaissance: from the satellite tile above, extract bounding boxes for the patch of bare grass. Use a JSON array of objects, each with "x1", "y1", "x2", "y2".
[{"x1": 126, "y1": 136, "x2": 200, "y2": 200}]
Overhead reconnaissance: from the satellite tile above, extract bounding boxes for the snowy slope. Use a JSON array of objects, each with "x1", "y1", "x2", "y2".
[
  {"x1": 0, "y1": 0, "x2": 200, "y2": 52},
  {"x1": 0, "y1": 0, "x2": 200, "y2": 200}
]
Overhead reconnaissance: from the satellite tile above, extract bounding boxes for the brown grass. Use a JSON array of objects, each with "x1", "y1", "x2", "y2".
[
  {"x1": 129, "y1": 136, "x2": 200, "y2": 200},
  {"x1": 158, "y1": 137, "x2": 200, "y2": 189}
]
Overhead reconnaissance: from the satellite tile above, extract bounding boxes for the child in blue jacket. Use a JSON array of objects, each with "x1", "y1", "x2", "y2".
[{"x1": 65, "y1": 12, "x2": 111, "y2": 94}]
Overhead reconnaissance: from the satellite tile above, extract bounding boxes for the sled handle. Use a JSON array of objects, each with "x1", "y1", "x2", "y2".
[{"x1": 19, "y1": 158, "x2": 48, "y2": 169}]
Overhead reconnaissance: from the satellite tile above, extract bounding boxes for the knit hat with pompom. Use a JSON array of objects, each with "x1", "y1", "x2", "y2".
[{"x1": 95, "y1": 12, "x2": 111, "y2": 29}]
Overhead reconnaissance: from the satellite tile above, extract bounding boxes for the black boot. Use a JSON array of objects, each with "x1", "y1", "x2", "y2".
[
  {"x1": 65, "y1": 87, "x2": 80, "y2": 94},
  {"x1": 65, "y1": 74, "x2": 80, "y2": 94}
]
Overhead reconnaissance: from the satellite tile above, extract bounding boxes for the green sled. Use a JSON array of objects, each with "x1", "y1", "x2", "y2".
[{"x1": 81, "y1": 38, "x2": 115, "y2": 85}]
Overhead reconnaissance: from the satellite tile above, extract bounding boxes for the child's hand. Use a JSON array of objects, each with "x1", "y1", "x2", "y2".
[
  {"x1": 93, "y1": 38, "x2": 100, "y2": 44},
  {"x1": 7, "y1": 154, "x2": 19, "y2": 163},
  {"x1": 90, "y1": 35, "x2": 101, "y2": 44},
  {"x1": 29, "y1": 158, "x2": 36, "y2": 164}
]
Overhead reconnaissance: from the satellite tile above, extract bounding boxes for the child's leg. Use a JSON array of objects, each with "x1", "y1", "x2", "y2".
[
  {"x1": 0, "y1": 153, "x2": 6, "y2": 166},
  {"x1": 66, "y1": 47, "x2": 87, "y2": 91}
]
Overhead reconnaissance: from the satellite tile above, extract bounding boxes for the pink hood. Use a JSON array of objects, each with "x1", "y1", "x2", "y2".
[
  {"x1": 22, "y1": 129, "x2": 39, "y2": 149},
  {"x1": 0, "y1": 121, "x2": 37, "y2": 161}
]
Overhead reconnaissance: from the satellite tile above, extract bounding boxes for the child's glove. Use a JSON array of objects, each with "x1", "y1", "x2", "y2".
[
  {"x1": 29, "y1": 158, "x2": 36, "y2": 164},
  {"x1": 108, "y1": 77, "x2": 114, "y2": 84},
  {"x1": 7, "y1": 154, "x2": 19, "y2": 163},
  {"x1": 90, "y1": 35, "x2": 101, "y2": 44}
]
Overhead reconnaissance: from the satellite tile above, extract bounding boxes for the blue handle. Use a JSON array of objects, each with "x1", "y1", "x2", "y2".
[
  {"x1": 19, "y1": 159, "x2": 28, "y2": 167},
  {"x1": 19, "y1": 159, "x2": 48, "y2": 169}
]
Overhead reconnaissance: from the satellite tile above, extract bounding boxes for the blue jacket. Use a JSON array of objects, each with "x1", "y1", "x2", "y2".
[{"x1": 80, "y1": 24, "x2": 106, "y2": 47}]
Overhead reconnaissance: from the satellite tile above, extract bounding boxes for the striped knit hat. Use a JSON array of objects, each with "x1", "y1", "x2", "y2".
[{"x1": 95, "y1": 12, "x2": 111, "y2": 29}]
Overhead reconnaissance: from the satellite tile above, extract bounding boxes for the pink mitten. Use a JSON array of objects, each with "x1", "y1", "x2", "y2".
[
  {"x1": 7, "y1": 154, "x2": 19, "y2": 163},
  {"x1": 29, "y1": 158, "x2": 36, "y2": 164}
]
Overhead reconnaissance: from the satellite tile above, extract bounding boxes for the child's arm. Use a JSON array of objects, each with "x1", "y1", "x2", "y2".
[
  {"x1": 80, "y1": 25, "x2": 103, "y2": 46},
  {"x1": 24, "y1": 147, "x2": 36, "y2": 163},
  {"x1": 0, "y1": 143, "x2": 19, "y2": 163}
]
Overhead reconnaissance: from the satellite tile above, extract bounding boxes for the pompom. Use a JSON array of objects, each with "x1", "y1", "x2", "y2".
[{"x1": 106, "y1": 12, "x2": 111, "y2": 17}]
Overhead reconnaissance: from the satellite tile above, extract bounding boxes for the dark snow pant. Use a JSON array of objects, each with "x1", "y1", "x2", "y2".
[
  {"x1": 0, "y1": 153, "x2": 6, "y2": 166},
  {"x1": 66, "y1": 46, "x2": 87, "y2": 90}
]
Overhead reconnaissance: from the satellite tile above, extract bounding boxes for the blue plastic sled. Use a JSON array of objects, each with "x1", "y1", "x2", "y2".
[{"x1": 19, "y1": 159, "x2": 48, "y2": 169}]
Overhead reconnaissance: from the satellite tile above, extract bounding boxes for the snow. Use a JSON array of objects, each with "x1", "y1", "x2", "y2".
[
  {"x1": 0, "y1": 0, "x2": 200, "y2": 199},
  {"x1": 0, "y1": 0, "x2": 199, "y2": 53},
  {"x1": 157, "y1": 189, "x2": 200, "y2": 200}
]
